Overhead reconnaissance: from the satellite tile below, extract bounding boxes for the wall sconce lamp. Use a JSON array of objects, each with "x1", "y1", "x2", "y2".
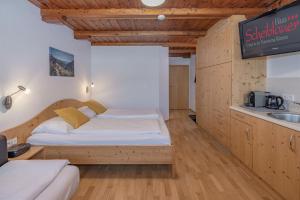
[
  {"x1": 2, "y1": 86, "x2": 31, "y2": 110},
  {"x1": 86, "y1": 83, "x2": 95, "y2": 94}
]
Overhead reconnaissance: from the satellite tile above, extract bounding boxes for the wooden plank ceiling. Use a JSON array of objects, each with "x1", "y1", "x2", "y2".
[{"x1": 29, "y1": 0, "x2": 276, "y2": 57}]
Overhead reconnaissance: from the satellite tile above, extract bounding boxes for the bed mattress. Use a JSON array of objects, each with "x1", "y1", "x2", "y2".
[
  {"x1": 35, "y1": 165, "x2": 79, "y2": 200},
  {"x1": 27, "y1": 117, "x2": 171, "y2": 146},
  {"x1": 0, "y1": 160, "x2": 79, "y2": 200}
]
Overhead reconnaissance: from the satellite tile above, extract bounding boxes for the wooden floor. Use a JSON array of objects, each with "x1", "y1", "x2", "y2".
[{"x1": 72, "y1": 110, "x2": 283, "y2": 200}]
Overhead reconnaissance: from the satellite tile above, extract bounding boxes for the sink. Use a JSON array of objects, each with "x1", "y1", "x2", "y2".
[{"x1": 267, "y1": 113, "x2": 300, "y2": 123}]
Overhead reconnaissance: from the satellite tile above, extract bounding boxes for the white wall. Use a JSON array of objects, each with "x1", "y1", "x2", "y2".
[
  {"x1": 91, "y1": 46, "x2": 169, "y2": 120},
  {"x1": 0, "y1": 1, "x2": 91, "y2": 132},
  {"x1": 169, "y1": 56, "x2": 196, "y2": 111},
  {"x1": 267, "y1": 52, "x2": 300, "y2": 102},
  {"x1": 189, "y1": 55, "x2": 196, "y2": 112},
  {"x1": 159, "y1": 48, "x2": 170, "y2": 119}
]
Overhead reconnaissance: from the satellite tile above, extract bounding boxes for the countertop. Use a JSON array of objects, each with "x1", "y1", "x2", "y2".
[{"x1": 230, "y1": 105, "x2": 300, "y2": 132}]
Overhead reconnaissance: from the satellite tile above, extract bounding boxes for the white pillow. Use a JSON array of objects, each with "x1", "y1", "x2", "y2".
[
  {"x1": 78, "y1": 106, "x2": 96, "y2": 118},
  {"x1": 32, "y1": 117, "x2": 73, "y2": 135}
]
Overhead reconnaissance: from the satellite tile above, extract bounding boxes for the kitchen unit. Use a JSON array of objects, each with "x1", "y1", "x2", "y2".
[
  {"x1": 196, "y1": 15, "x2": 300, "y2": 200},
  {"x1": 231, "y1": 107, "x2": 300, "y2": 200}
]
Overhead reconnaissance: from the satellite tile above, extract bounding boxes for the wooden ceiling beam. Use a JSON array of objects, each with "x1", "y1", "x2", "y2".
[
  {"x1": 75, "y1": 30, "x2": 206, "y2": 39},
  {"x1": 41, "y1": 8, "x2": 266, "y2": 23},
  {"x1": 268, "y1": 0, "x2": 294, "y2": 9},
  {"x1": 169, "y1": 53, "x2": 192, "y2": 58},
  {"x1": 91, "y1": 42, "x2": 197, "y2": 48},
  {"x1": 169, "y1": 49, "x2": 196, "y2": 54}
]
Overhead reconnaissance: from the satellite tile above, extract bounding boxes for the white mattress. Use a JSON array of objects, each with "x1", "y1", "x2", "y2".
[
  {"x1": 35, "y1": 165, "x2": 79, "y2": 200},
  {"x1": 0, "y1": 160, "x2": 79, "y2": 200},
  {"x1": 97, "y1": 109, "x2": 160, "y2": 119},
  {"x1": 27, "y1": 117, "x2": 171, "y2": 146},
  {"x1": 70, "y1": 118, "x2": 161, "y2": 135}
]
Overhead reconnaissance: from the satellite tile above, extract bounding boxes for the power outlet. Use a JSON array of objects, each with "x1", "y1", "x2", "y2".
[
  {"x1": 282, "y1": 94, "x2": 295, "y2": 102},
  {"x1": 7, "y1": 137, "x2": 17, "y2": 148}
]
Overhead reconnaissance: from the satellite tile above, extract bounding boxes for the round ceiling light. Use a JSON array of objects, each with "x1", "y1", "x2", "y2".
[{"x1": 141, "y1": 0, "x2": 166, "y2": 7}]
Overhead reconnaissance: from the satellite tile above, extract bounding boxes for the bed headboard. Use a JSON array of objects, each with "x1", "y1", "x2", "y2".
[
  {"x1": 0, "y1": 99, "x2": 85, "y2": 144},
  {"x1": 0, "y1": 135, "x2": 8, "y2": 166}
]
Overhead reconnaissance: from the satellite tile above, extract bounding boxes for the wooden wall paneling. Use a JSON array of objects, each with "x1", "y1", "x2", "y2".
[{"x1": 231, "y1": 15, "x2": 266, "y2": 106}]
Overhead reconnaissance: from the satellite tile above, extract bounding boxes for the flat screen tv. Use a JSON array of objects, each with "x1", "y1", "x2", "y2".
[{"x1": 239, "y1": 1, "x2": 300, "y2": 59}]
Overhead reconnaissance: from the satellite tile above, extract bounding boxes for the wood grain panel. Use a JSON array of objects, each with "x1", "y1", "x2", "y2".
[
  {"x1": 43, "y1": 146, "x2": 174, "y2": 165},
  {"x1": 31, "y1": 0, "x2": 276, "y2": 9},
  {"x1": 230, "y1": 111, "x2": 253, "y2": 169},
  {"x1": 253, "y1": 118, "x2": 300, "y2": 200},
  {"x1": 28, "y1": 0, "x2": 275, "y2": 47}
]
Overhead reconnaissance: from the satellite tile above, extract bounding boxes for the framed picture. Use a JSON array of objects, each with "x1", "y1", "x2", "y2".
[{"x1": 49, "y1": 47, "x2": 74, "y2": 77}]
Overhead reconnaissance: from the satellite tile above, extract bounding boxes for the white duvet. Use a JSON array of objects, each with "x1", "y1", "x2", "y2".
[
  {"x1": 70, "y1": 118, "x2": 161, "y2": 135},
  {"x1": 0, "y1": 160, "x2": 69, "y2": 200},
  {"x1": 97, "y1": 109, "x2": 160, "y2": 119}
]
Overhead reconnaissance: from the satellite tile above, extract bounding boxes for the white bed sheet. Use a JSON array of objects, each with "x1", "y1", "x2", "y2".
[
  {"x1": 35, "y1": 165, "x2": 79, "y2": 200},
  {"x1": 27, "y1": 117, "x2": 171, "y2": 146},
  {"x1": 0, "y1": 160, "x2": 72, "y2": 200},
  {"x1": 97, "y1": 109, "x2": 160, "y2": 119},
  {"x1": 70, "y1": 118, "x2": 161, "y2": 135}
]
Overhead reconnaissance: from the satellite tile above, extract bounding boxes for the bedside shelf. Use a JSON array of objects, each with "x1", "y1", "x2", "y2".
[{"x1": 9, "y1": 146, "x2": 44, "y2": 161}]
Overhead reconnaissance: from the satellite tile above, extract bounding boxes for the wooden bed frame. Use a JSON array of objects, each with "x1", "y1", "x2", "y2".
[{"x1": 0, "y1": 99, "x2": 175, "y2": 176}]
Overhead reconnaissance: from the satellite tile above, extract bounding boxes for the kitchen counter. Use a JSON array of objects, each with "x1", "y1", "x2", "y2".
[{"x1": 230, "y1": 105, "x2": 300, "y2": 132}]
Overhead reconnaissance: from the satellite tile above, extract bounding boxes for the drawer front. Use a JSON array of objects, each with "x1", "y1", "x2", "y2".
[{"x1": 231, "y1": 110, "x2": 254, "y2": 124}]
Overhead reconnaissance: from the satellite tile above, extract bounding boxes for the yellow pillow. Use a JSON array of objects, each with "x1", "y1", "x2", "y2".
[
  {"x1": 85, "y1": 100, "x2": 107, "y2": 114},
  {"x1": 55, "y1": 107, "x2": 89, "y2": 129}
]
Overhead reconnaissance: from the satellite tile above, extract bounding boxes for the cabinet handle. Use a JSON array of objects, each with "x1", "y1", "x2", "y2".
[
  {"x1": 289, "y1": 134, "x2": 296, "y2": 152},
  {"x1": 245, "y1": 128, "x2": 250, "y2": 141}
]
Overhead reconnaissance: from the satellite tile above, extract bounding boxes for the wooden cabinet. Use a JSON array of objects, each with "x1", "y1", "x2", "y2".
[
  {"x1": 196, "y1": 67, "x2": 212, "y2": 132},
  {"x1": 196, "y1": 16, "x2": 266, "y2": 148},
  {"x1": 253, "y1": 120, "x2": 300, "y2": 200},
  {"x1": 231, "y1": 111, "x2": 300, "y2": 200},
  {"x1": 196, "y1": 63, "x2": 231, "y2": 146},
  {"x1": 272, "y1": 125, "x2": 300, "y2": 200},
  {"x1": 252, "y1": 119, "x2": 274, "y2": 185},
  {"x1": 230, "y1": 111, "x2": 253, "y2": 168}
]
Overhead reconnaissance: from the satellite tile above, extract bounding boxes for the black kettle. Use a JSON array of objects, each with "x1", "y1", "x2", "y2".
[{"x1": 265, "y1": 95, "x2": 284, "y2": 109}]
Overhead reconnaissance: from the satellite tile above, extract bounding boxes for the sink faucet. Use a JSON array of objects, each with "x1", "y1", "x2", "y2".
[{"x1": 293, "y1": 101, "x2": 300, "y2": 105}]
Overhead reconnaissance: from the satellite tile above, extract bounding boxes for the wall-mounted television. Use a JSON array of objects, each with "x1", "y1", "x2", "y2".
[{"x1": 239, "y1": 1, "x2": 300, "y2": 59}]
